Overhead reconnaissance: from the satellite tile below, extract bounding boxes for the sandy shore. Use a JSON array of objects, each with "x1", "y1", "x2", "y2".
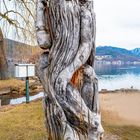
[{"x1": 100, "y1": 92, "x2": 140, "y2": 126}]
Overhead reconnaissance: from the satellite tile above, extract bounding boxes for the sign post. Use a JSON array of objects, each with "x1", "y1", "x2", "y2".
[
  {"x1": 15, "y1": 64, "x2": 35, "y2": 103},
  {"x1": 26, "y1": 77, "x2": 29, "y2": 103}
]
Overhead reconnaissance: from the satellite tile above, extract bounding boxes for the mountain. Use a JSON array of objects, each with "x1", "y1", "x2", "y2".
[
  {"x1": 96, "y1": 46, "x2": 140, "y2": 62},
  {"x1": 131, "y1": 48, "x2": 140, "y2": 57}
]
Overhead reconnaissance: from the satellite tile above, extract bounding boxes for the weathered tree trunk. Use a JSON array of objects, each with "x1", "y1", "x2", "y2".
[
  {"x1": 0, "y1": 28, "x2": 9, "y2": 80},
  {"x1": 36, "y1": 0, "x2": 104, "y2": 139}
]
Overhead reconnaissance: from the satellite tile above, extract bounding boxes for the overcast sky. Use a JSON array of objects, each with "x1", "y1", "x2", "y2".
[
  {"x1": 94, "y1": 0, "x2": 140, "y2": 49},
  {"x1": 1, "y1": 1, "x2": 140, "y2": 49}
]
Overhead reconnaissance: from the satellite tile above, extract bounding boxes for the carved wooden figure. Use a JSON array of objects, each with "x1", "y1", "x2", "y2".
[{"x1": 36, "y1": 0, "x2": 104, "y2": 139}]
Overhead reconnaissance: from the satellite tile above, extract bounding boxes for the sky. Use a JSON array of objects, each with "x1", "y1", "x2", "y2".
[
  {"x1": 94, "y1": 0, "x2": 140, "y2": 49},
  {"x1": 1, "y1": 0, "x2": 140, "y2": 49}
]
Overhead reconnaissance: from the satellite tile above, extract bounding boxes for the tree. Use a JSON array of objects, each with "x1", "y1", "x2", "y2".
[
  {"x1": 36, "y1": 0, "x2": 104, "y2": 139},
  {"x1": 0, "y1": 28, "x2": 9, "y2": 80},
  {"x1": 0, "y1": 0, "x2": 36, "y2": 44},
  {"x1": 0, "y1": 0, "x2": 36, "y2": 79}
]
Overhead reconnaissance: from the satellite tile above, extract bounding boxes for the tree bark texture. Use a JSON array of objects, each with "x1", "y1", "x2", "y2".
[
  {"x1": 36, "y1": 0, "x2": 104, "y2": 139},
  {"x1": 0, "y1": 28, "x2": 9, "y2": 80}
]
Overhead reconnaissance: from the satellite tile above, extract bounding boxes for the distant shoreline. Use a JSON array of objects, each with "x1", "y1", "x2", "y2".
[{"x1": 99, "y1": 88, "x2": 140, "y2": 94}]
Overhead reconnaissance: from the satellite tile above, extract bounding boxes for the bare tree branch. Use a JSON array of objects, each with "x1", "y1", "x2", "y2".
[{"x1": 0, "y1": 0, "x2": 36, "y2": 43}]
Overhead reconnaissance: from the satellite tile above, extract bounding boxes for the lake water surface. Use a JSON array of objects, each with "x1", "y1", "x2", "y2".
[
  {"x1": 8, "y1": 63, "x2": 140, "y2": 91},
  {"x1": 1, "y1": 64, "x2": 140, "y2": 106},
  {"x1": 95, "y1": 64, "x2": 140, "y2": 91}
]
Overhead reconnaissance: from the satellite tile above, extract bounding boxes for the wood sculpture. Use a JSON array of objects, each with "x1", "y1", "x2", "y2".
[{"x1": 36, "y1": 0, "x2": 104, "y2": 139}]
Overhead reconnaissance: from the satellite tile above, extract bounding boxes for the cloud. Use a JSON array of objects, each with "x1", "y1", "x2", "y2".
[{"x1": 94, "y1": 0, "x2": 140, "y2": 49}]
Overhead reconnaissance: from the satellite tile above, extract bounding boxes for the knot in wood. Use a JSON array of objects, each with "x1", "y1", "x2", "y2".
[
  {"x1": 95, "y1": 120, "x2": 99, "y2": 127},
  {"x1": 58, "y1": 77, "x2": 62, "y2": 83},
  {"x1": 79, "y1": 55, "x2": 84, "y2": 62},
  {"x1": 66, "y1": 137, "x2": 71, "y2": 140}
]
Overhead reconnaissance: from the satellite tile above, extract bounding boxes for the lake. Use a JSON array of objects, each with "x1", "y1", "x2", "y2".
[
  {"x1": 7, "y1": 62, "x2": 140, "y2": 91},
  {"x1": 95, "y1": 63, "x2": 140, "y2": 91},
  {"x1": 1, "y1": 63, "x2": 140, "y2": 106}
]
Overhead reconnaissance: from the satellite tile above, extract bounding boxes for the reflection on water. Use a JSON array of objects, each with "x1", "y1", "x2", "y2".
[
  {"x1": 0, "y1": 92, "x2": 44, "y2": 106},
  {"x1": 10, "y1": 92, "x2": 44, "y2": 105},
  {"x1": 95, "y1": 63, "x2": 140, "y2": 91}
]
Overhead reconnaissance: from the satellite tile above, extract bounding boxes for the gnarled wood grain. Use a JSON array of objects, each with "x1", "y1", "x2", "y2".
[{"x1": 36, "y1": 0, "x2": 104, "y2": 139}]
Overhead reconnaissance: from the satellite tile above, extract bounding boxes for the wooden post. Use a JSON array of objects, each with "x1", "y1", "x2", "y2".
[{"x1": 36, "y1": 0, "x2": 104, "y2": 139}]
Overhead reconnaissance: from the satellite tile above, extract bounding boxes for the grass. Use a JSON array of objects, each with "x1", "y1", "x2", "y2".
[
  {"x1": 0, "y1": 79, "x2": 24, "y2": 90},
  {"x1": 0, "y1": 100, "x2": 46, "y2": 140},
  {"x1": 102, "y1": 109, "x2": 140, "y2": 140},
  {"x1": 104, "y1": 123, "x2": 140, "y2": 140},
  {"x1": 0, "y1": 100, "x2": 140, "y2": 140}
]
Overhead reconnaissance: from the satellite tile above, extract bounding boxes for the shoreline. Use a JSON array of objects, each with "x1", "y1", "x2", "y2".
[
  {"x1": 0, "y1": 78, "x2": 43, "y2": 97},
  {"x1": 99, "y1": 88, "x2": 140, "y2": 94},
  {"x1": 1, "y1": 77, "x2": 140, "y2": 97},
  {"x1": 1, "y1": 78, "x2": 140, "y2": 107}
]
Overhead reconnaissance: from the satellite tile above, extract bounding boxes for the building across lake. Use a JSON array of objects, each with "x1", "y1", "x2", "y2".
[{"x1": 95, "y1": 55, "x2": 112, "y2": 60}]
